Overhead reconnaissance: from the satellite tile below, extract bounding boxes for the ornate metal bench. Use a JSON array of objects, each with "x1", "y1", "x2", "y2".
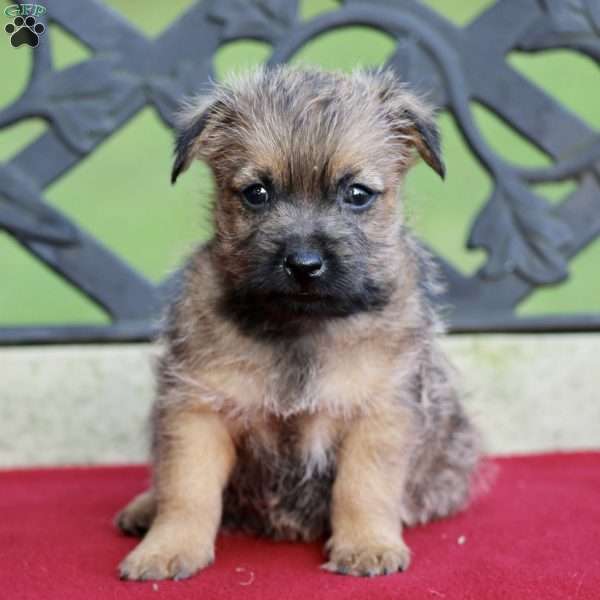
[{"x1": 1, "y1": 0, "x2": 599, "y2": 344}]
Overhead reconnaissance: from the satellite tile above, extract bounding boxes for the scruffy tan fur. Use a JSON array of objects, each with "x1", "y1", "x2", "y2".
[{"x1": 116, "y1": 66, "x2": 481, "y2": 580}]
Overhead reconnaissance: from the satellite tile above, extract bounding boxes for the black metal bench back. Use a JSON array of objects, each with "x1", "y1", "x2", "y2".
[{"x1": 1, "y1": 0, "x2": 599, "y2": 344}]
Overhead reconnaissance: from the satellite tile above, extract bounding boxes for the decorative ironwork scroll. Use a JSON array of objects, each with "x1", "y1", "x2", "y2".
[{"x1": 1, "y1": 0, "x2": 599, "y2": 344}]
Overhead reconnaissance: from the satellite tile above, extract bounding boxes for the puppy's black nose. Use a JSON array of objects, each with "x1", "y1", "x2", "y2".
[{"x1": 284, "y1": 250, "x2": 324, "y2": 280}]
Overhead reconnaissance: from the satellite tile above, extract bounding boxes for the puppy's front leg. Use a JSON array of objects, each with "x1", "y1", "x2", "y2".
[
  {"x1": 324, "y1": 408, "x2": 413, "y2": 577},
  {"x1": 119, "y1": 408, "x2": 235, "y2": 581}
]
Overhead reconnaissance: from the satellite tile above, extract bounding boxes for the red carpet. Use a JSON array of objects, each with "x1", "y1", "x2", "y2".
[{"x1": 2, "y1": 453, "x2": 599, "y2": 599}]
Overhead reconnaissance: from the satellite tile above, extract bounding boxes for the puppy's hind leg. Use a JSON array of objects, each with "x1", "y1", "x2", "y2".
[
  {"x1": 115, "y1": 489, "x2": 156, "y2": 537},
  {"x1": 402, "y1": 353, "x2": 482, "y2": 526}
]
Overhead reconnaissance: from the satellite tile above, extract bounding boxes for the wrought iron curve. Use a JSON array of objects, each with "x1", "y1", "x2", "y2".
[{"x1": 0, "y1": 0, "x2": 599, "y2": 344}]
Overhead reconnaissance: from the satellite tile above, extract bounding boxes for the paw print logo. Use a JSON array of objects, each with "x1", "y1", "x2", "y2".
[{"x1": 5, "y1": 15, "x2": 45, "y2": 48}]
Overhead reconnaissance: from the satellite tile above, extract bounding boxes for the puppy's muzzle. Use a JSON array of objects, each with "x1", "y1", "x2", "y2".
[{"x1": 284, "y1": 250, "x2": 325, "y2": 283}]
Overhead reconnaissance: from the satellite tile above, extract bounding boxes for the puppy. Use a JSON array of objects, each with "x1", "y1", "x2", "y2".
[{"x1": 116, "y1": 66, "x2": 481, "y2": 580}]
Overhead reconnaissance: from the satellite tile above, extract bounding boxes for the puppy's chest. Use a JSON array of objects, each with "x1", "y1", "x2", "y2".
[
  {"x1": 253, "y1": 336, "x2": 395, "y2": 416},
  {"x1": 222, "y1": 418, "x2": 336, "y2": 541}
]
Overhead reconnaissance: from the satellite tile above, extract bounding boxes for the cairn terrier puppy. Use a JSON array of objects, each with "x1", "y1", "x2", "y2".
[{"x1": 116, "y1": 65, "x2": 481, "y2": 580}]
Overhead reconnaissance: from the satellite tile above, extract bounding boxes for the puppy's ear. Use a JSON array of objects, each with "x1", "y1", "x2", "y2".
[
  {"x1": 375, "y1": 71, "x2": 445, "y2": 179},
  {"x1": 403, "y1": 109, "x2": 445, "y2": 179},
  {"x1": 171, "y1": 99, "x2": 219, "y2": 185}
]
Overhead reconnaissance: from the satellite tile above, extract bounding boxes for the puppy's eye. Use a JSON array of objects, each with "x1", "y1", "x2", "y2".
[
  {"x1": 342, "y1": 184, "x2": 377, "y2": 211},
  {"x1": 241, "y1": 183, "x2": 269, "y2": 208}
]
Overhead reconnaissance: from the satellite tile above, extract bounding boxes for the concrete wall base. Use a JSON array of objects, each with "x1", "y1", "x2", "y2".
[{"x1": 1, "y1": 334, "x2": 598, "y2": 467}]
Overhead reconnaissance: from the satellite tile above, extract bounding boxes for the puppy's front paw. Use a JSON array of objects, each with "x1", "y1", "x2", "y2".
[
  {"x1": 322, "y1": 537, "x2": 411, "y2": 577},
  {"x1": 119, "y1": 528, "x2": 214, "y2": 581}
]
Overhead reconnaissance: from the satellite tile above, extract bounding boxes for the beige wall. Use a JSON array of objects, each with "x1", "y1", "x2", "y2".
[{"x1": 1, "y1": 335, "x2": 598, "y2": 467}]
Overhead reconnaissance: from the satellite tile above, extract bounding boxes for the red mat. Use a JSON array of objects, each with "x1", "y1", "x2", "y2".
[{"x1": 2, "y1": 453, "x2": 599, "y2": 599}]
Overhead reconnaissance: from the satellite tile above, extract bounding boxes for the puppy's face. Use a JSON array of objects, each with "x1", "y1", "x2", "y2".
[{"x1": 172, "y1": 68, "x2": 443, "y2": 329}]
